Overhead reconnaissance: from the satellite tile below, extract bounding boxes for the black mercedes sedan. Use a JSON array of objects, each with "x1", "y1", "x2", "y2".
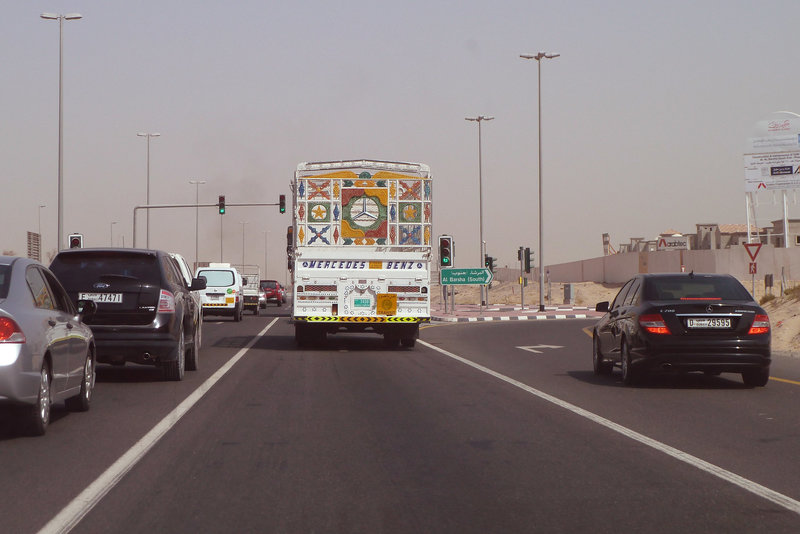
[{"x1": 592, "y1": 273, "x2": 770, "y2": 387}]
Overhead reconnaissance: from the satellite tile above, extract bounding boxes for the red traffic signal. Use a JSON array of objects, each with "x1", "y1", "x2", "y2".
[{"x1": 68, "y1": 233, "x2": 83, "y2": 249}]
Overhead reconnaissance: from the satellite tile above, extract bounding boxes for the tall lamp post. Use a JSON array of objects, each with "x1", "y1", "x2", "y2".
[
  {"x1": 240, "y1": 221, "x2": 248, "y2": 268},
  {"x1": 37, "y1": 203, "x2": 46, "y2": 240},
  {"x1": 465, "y1": 115, "x2": 494, "y2": 307},
  {"x1": 40, "y1": 12, "x2": 82, "y2": 251},
  {"x1": 137, "y1": 132, "x2": 160, "y2": 248},
  {"x1": 189, "y1": 180, "x2": 206, "y2": 270},
  {"x1": 521, "y1": 51, "x2": 559, "y2": 312}
]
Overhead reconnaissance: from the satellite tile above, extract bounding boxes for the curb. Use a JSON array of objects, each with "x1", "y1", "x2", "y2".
[{"x1": 432, "y1": 313, "x2": 596, "y2": 323}]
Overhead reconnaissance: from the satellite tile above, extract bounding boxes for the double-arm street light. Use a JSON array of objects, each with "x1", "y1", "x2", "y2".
[
  {"x1": 40, "y1": 12, "x2": 82, "y2": 251},
  {"x1": 520, "y1": 51, "x2": 559, "y2": 312},
  {"x1": 189, "y1": 180, "x2": 206, "y2": 270},
  {"x1": 465, "y1": 115, "x2": 494, "y2": 307},
  {"x1": 137, "y1": 132, "x2": 160, "y2": 248}
]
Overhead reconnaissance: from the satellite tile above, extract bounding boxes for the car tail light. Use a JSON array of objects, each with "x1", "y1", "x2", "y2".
[
  {"x1": 0, "y1": 317, "x2": 25, "y2": 343},
  {"x1": 639, "y1": 313, "x2": 671, "y2": 335},
  {"x1": 158, "y1": 290, "x2": 176, "y2": 313},
  {"x1": 748, "y1": 314, "x2": 770, "y2": 335}
]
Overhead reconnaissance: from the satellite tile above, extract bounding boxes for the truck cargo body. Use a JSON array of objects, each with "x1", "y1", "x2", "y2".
[{"x1": 290, "y1": 160, "x2": 432, "y2": 347}]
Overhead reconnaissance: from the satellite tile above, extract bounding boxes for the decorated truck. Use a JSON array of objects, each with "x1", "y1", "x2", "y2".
[{"x1": 290, "y1": 160, "x2": 432, "y2": 347}]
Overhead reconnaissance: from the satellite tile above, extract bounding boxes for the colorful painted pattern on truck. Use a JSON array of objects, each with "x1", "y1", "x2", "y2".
[{"x1": 294, "y1": 170, "x2": 432, "y2": 248}]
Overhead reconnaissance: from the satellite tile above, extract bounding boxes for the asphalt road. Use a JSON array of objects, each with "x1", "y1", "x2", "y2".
[{"x1": 3, "y1": 307, "x2": 800, "y2": 533}]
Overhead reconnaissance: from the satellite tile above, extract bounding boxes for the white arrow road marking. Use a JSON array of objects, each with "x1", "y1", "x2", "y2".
[{"x1": 516, "y1": 344, "x2": 564, "y2": 353}]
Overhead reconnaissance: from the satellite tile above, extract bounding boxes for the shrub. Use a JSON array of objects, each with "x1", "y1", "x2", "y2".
[{"x1": 760, "y1": 293, "x2": 776, "y2": 305}]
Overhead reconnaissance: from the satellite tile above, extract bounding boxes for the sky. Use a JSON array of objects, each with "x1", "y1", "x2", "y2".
[{"x1": 3, "y1": 0, "x2": 800, "y2": 280}]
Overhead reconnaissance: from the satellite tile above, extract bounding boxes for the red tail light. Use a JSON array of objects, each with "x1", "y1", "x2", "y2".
[
  {"x1": 748, "y1": 314, "x2": 770, "y2": 335},
  {"x1": 0, "y1": 317, "x2": 25, "y2": 343},
  {"x1": 158, "y1": 290, "x2": 176, "y2": 313},
  {"x1": 639, "y1": 313, "x2": 671, "y2": 335}
]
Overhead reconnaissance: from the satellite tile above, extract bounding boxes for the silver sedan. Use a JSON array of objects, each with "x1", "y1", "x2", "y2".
[{"x1": 0, "y1": 256, "x2": 96, "y2": 435}]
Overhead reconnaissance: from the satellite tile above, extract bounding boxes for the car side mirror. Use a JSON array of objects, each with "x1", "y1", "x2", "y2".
[
  {"x1": 190, "y1": 277, "x2": 207, "y2": 291},
  {"x1": 242, "y1": 277, "x2": 248, "y2": 286},
  {"x1": 595, "y1": 301, "x2": 609, "y2": 313},
  {"x1": 77, "y1": 299, "x2": 97, "y2": 322}
]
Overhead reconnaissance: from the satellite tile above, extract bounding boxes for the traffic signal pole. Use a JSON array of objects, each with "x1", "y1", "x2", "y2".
[{"x1": 131, "y1": 201, "x2": 283, "y2": 248}]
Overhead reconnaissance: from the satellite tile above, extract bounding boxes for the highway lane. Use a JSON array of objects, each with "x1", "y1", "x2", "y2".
[{"x1": 4, "y1": 313, "x2": 800, "y2": 532}]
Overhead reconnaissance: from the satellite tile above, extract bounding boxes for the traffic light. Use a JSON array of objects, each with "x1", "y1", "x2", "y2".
[
  {"x1": 218, "y1": 195, "x2": 226, "y2": 215},
  {"x1": 68, "y1": 233, "x2": 83, "y2": 249},
  {"x1": 279, "y1": 194, "x2": 286, "y2": 213},
  {"x1": 439, "y1": 236, "x2": 453, "y2": 267},
  {"x1": 524, "y1": 247, "x2": 533, "y2": 273},
  {"x1": 484, "y1": 254, "x2": 496, "y2": 273}
]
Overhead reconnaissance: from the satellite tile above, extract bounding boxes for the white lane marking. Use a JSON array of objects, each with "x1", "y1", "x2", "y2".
[
  {"x1": 38, "y1": 318, "x2": 280, "y2": 534},
  {"x1": 418, "y1": 339, "x2": 800, "y2": 516},
  {"x1": 517, "y1": 344, "x2": 564, "y2": 354}
]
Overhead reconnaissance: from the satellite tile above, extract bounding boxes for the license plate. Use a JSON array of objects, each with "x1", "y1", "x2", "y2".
[
  {"x1": 354, "y1": 298, "x2": 371, "y2": 308},
  {"x1": 79, "y1": 292, "x2": 122, "y2": 303},
  {"x1": 687, "y1": 317, "x2": 731, "y2": 329}
]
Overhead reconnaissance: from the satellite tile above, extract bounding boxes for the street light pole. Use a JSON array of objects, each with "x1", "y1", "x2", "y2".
[
  {"x1": 189, "y1": 180, "x2": 206, "y2": 271},
  {"x1": 465, "y1": 115, "x2": 494, "y2": 307},
  {"x1": 40, "y1": 12, "x2": 82, "y2": 251},
  {"x1": 110, "y1": 221, "x2": 117, "y2": 246},
  {"x1": 240, "y1": 221, "x2": 248, "y2": 268},
  {"x1": 521, "y1": 51, "x2": 559, "y2": 312},
  {"x1": 137, "y1": 132, "x2": 160, "y2": 248},
  {"x1": 38, "y1": 204, "x2": 46, "y2": 240}
]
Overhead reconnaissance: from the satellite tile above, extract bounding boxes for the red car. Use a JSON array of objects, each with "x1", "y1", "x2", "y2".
[{"x1": 259, "y1": 280, "x2": 284, "y2": 307}]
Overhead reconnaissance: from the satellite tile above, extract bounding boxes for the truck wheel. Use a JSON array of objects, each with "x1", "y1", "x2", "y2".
[
  {"x1": 383, "y1": 335, "x2": 400, "y2": 348},
  {"x1": 400, "y1": 338, "x2": 416, "y2": 348}
]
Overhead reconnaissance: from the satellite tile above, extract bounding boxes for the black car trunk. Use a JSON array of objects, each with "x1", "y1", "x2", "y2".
[
  {"x1": 655, "y1": 301, "x2": 754, "y2": 337},
  {"x1": 49, "y1": 251, "x2": 164, "y2": 326}
]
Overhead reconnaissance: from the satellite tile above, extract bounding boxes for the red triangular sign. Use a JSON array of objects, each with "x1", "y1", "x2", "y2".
[{"x1": 744, "y1": 243, "x2": 762, "y2": 261}]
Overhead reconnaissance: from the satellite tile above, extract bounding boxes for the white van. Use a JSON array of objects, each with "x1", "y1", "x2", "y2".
[{"x1": 195, "y1": 263, "x2": 245, "y2": 321}]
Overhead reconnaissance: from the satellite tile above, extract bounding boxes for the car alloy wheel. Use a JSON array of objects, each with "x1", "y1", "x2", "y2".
[
  {"x1": 621, "y1": 340, "x2": 638, "y2": 386},
  {"x1": 66, "y1": 351, "x2": 94, "y2": 411},
  {"x1": 593, "y1": 335, "x2": 610, "y2": 375},
  {"x1": 26, "y1": 363, "x2": 51, "y2": 436}
]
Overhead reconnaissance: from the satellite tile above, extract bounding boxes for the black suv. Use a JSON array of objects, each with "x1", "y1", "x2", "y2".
[{"x1": 49, "y1": 248, "x2": 206, "y2": 381}]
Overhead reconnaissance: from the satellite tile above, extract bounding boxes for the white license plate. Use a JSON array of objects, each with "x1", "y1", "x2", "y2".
[
  {"x1": 354, "y1": 298, "x2": 371, "y2": 308},
  {"x1": 79, "y1": 292, "x2": 123, "y2": 303},
  {"x1": 687, "y1": 317, "x2": 731, "y2": 329}
]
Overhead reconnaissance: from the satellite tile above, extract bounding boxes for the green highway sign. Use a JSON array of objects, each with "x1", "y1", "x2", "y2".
[{"x1": 440, "y1": 267, "x2": 493, "y2": 285}]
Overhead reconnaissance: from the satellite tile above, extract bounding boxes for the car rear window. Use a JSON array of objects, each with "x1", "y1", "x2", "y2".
[
  {"x1": 643, "y1": 276, "x2": 752, "y2": 301},
  {"x1": 261, "y1": 280, "x2": 277, "y2": 289},
  {"x1": 0, "y1": 265, "x2": 10, "y2": 299},
  {"x1": 197, "y1": 270, "x2": 235, "y2": 287},
  {"x1": 50, "y1": 252, "x2": 161, "y2": 288}
]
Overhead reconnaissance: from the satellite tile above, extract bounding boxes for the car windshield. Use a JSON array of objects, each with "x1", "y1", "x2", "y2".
[
  {"x1": 261, "y1": 281, "x2": 277, "y2": 289},
  {"x1": 643, "y1": 275, "x2": 752, "y2": 301},
  {"x1": 0, "y1": 264, "x2": 10, "y2": 299},
  {"x1": 50, "y1": 252, "x2": 161, "y2": 288},
  {"x1": 197, "y1": 270, "x2": 235, "y2": 287}
]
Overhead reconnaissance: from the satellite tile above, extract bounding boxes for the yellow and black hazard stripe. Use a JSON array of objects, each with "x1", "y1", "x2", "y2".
[{"x1": 294, "y1": 316, "x2": 430, "y2": 324}]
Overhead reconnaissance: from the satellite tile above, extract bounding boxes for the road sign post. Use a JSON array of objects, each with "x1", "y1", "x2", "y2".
[{"x1": 744, "y1": 242, "x2": 763, "y2": 295}]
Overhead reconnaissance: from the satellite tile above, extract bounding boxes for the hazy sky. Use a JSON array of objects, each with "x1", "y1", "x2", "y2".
[{"x1": 3, "y1": 1, "x2": 800, "y2": 278}]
